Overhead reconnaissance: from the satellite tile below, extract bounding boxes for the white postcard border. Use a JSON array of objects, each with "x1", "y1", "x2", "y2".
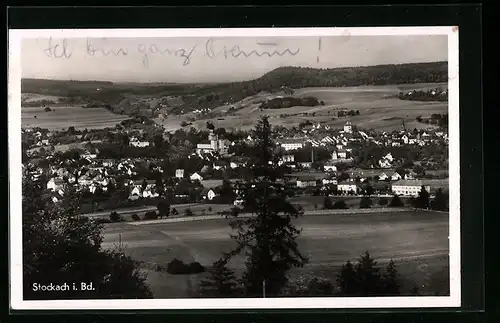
[{"x1": 8, "y1": 26, "x2": 460, "y2": 310}]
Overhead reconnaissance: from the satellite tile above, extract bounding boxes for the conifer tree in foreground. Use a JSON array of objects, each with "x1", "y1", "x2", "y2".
[
  {"x1": 382, "y1": 259, "x2": 400, "y2": 295},
  {"x1": 199, "y1": 260, "x2": 240, "y2": 297},
  {"x1": 22, "y1": 170, "x2": 153, "y2": 300},
  {"x1": 221, "y1": 116, "x2": 308, "y2": 297},
  {"x1": 431, "y1": 188, "x2": 448, "y2": 211}
]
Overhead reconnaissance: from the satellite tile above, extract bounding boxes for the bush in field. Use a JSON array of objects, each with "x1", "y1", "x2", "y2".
[
  {"x1": 171, "y1": 208, "x2": 178, "y2": 215},
  {"x1": 389, "y1": 194, "x2": 404, "y2": 207},
  {"x1": 208, "y1": 206, "x2": 213, "y2": 212},
  {"x1": 143, "y1": 210, "x2": 158, "y2": 220},
  {"x1": 109, "y1": 211, "x2": 123, "y2": 222},
  {"x1": 184, "y1": 208, "x2": 194, "y2": 217},
  {"x1": 378, "y1": 197, "x2": 389, "y2": 206},
  {"x1": 167, "y1": 258, "x2": 205, "y2": 275},
  {"x1": 323, "y1": 196, "x2": 333, "y2": 210},
  {"x1": 332, "y1": 200, "x2": 349, "y2": 209},
  {"x1": 359, "y1": 197, "x2": 372, "y2": 209},
  {"x1": 131, "y1": 213, "x2": 140, "y2": 221}
]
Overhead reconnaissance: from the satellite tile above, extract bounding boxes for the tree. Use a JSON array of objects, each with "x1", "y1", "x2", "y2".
[
  {"x1": 222, "y1": 116, "x2": 308, "y2": 297},
  {"x1": 22, "y1": 176, "x2": 153, "y2": 300},
  {"x1": 413, "y1": 186, "x2": 430, "y2": 209},
  {"x1": 198, "y1": 260, "x2": 240, "y2": 297},
  {"x1": 431, "y1": 188, "x2": 448, "y2": 211},
  {"x1": 354, "y1": 252, "x2": 382, "y2": 296},
  {"x1": 171, "y1": 208, "x2": 178, "y2": 216},
  {"x1": 389, "y1": 194, "x2": 404, "y2": 207},
  {"x1": 333, "y1": 200, "x2": 348, "y2": 209},
  {"x1": 153, "y1": 134, "x2": 163, "y2": 150},
  {"x1": 323, "y1": 196, "x2": 333, "y2": 210},
  {"x1": 364, "y1": 184, "x2": 374, "y2": 196},
  {"x1": 359, "y1": 196, "x2": 372, "y2": 209},
  {"x1": 109, "y1": 211, "x2": 123, "y2": 222},
  {"x1": 184, "y1": 208, "x2": 194, "y2": 217},
  {"x1": 336, "y1": 260, "x2": 359, "y2": 295},
  {"x1": 155, "y1": 175, "x2": 164, "y2": 196},
  {"x1": 157, "y1": 200, "x2": 170, "y2": 218},
  {"x1": 378, "y1": 197, "x2": 388, "y2": 206},
  {"x1": 219, "y1": 180, "x2": 236, "y2": 204},
  {"x1": 121, "y1": 133, "x2": 130, "y2": 147},
  {"x1": 141, "y1": 179, "x2": 148, "y2": 193},
  {"x1": 382, "y1": 259, "x2": 400, "y2": 295}
]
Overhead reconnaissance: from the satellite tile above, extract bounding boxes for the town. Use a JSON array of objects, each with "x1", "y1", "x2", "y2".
[{"x1": 22, "y1": 115, "x2": 449, "y2": 219}]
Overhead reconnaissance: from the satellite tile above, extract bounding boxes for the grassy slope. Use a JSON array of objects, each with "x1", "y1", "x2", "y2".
[{"x1": 102, "y1": 211, "x2": 449, "y2": 298}]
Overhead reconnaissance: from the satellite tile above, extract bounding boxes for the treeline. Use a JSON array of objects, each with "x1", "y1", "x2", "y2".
[
  {"x1": 416, "y1": 114, "x2": 448, "y2": 128},
  {"x1": 21, "y1": 62, "x2": 448, "y2": 118},
  {"x1": 398, "y1": 88, "x2": 448, "y2": 102},
  {"x1": 260, "y1": 96, "x2": 322, "y2": 110}
]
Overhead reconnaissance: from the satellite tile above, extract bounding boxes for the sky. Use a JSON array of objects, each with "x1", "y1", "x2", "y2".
[{"x1": 21, "y1": 35, "x2": 448, "y2": 83}]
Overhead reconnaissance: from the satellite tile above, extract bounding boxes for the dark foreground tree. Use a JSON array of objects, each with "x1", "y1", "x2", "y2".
[
  {"x1": 333, "y1": 200, "x2": 349, "y2": 209},
  {"x1": 199, "y1": 260, "x2": 240, "y2": 297},
  {"x1": 413, "y1": 185, "x2": 430, "y2": 209},
  {"x1": 323, "y1": 196, "x2": 334, "y2": 210},
  {"x1": 431, "y1": 188, "x2": 448, "y2": 211},
  {"x1": 336, "y1": 252, "x2": 401, "y2": 297},
  {"x1": 22, "y1": 175, "x2": 153, "y2": 300},
  {"x1": 359, "y1": 196, "x2": 372, "y2": 209},
  {"x1": 389, "y1": 194, "x2": 404, "y2": 207},
  {"x1": 221, "y1": 116, "x2": 308, "y2": 297},
  {"x1": 382, "y1": 259, "x2": 400, "y2": 295},
  {"x1": 157, "y1": 200, "x2": 170, "y2": 218}
]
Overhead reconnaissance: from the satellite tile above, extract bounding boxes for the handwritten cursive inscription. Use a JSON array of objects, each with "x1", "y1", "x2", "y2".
[
  {"x1": 86, "y1": 38, "x2": 128, "y2": 57},
  {"x1": 137, "y1": 43, "x2": 197, "y2": 67},
  {"x1": 41, "y1": 37, "x2": 72, "y2": 59},
  {"x1": 205, "y1": 38, "x2": 300, "y2": 59}
]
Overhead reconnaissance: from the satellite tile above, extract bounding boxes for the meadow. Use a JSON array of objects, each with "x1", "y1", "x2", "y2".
[
  {"x1": 101, "y1": 210, "x2": 450, "y2": 298},
  {"x1": 161, "y1": 83, "x2": 448, "y2": 133},
  {"x1": 22, "y1": 106, "x2": 130, "y2": 130}
]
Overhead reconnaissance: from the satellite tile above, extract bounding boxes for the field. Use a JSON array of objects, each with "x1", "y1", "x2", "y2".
[
  {"x1": 101, "y1": 210, "x2": 449, "y2": 298},
  {"x1": 22, "y1": 106, "x2": 130, "y2": 130},
  {"x1": 157, "y1": 83, "x2": 448, "y2": 133}
]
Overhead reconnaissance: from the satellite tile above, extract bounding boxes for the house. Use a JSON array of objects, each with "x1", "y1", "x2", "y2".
[
  {"x1": 190, "y1": 172, "x2": 203, "y2": 181},
  {"x1": 404, "y1": 172, "x2": 416, "y2": 180},
  {"x1": 337, "y1": 150, "x2": 347, "y2": 159},
  {"x1": 175, "y1": 169, "x2": 185, "y2": 179},
  {"x1": 200, "y1": 165, "x2": 210, "y2": 173},
  {"x1": 130, "y1": 140, "x2": 150, "y2": 148},
  {"x1": 378, "y1": 158, "x2": 392, "y2": 168},
  {"x1": 343, "y1": 121, "x2": 353, "y2": 133},
  {"x1": 280, "y1": 154, "x2": 295, "y2": 163},
  {"x1": 296, "y1": 176, "x2": 317, "y2": 188},
  {"x1": 331, "y1": 151, "x2": 338, "y2": 160},
  {"x1": 196, "y1": 130, "x2": 230, "y2": 155},
  {"x1": 47, "y1": 177, "x2": 64, "y2": 191},
  {"x1": 202, "y1": 188, "x2": 218, "y2": 201},
  {"x1": 337, "y1": 182, "x2": 358, "y2": 195},
  {"x1": 392, "y1": 180, "x2": 430, "y2": 197},
  {"x1": 280, "y1": 139, "x2": 304, "y2": 151},
  {"x1": 299, "y1": 162, "x2": 312, "y2": 169},
  {"x1": 322, "y1": 176, "x2": 338, "y2": 186},
  {"x1": 391, "y1": 172, "x2": 402, "y2": 181},
  {"x1": 324, "y1": 163, "x2": 338, "y2": 172}
]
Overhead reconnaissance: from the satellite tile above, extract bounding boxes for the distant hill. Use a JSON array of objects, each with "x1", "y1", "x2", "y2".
[{"x1": 21, "y1": 61, "x2": 448, "y2": 116}]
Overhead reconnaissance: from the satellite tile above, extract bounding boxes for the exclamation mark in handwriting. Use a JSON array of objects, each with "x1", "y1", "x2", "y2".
[{"x1": 317, "y1": 37, "x2": 322, "y2": 64}]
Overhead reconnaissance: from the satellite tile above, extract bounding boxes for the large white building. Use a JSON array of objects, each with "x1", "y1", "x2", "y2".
[
  {"x1": 391, "y1": 180, "x2": 430, "y2": 197},
  {"x1": 337, "y1": 182, "x2": 358, "y2": 194},
  {"x1": 280, "y1": 139, "x2": 304, "y2": 151},
  {"x1": 196, "y1": 130, "x2": 229, "y2": 155}
]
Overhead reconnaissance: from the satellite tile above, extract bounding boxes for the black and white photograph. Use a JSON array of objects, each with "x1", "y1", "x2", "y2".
[{"x1": 9, "y1": 27, "x2": 460, "y2": 310}]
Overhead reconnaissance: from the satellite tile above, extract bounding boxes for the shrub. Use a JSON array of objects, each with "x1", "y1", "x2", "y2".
[
  {"x1": 171, "y1": 208, "x2": 178, "y2": 215},
  {"x1": 208, "y1": 206, "x2": 213, "y2": 212},
  {"x1": 359, "y1": 197, "x2": 372, "y2": 209},
  {"x1": 389, "y1": 194, "x2": 404, "y2": 207},
  {"x1": 131, "y1": 213, "x2": 140, "y2": 221},
  {"x1": 143, "y1": 210, "x2": 158, "y2": 220},
  {"x1": 188, "y1": 262, "x2": 205, "y2": 274},
  {"x1": 378, "y1": 197, "x2": 389, "y2": 206},
  {"x1": 184, "y1": 208, "x2": 194, "y2": 217},
  {"x1": 94, "y1": 218, "x2": 112, "y2": 224},
  {"x1": 332, "y1": 200, "x2": 349, "y2": 209},
  {"x1": 167, "y1": 258, "x2": 205, "y2": 275},
  {"x1": 44, "y1": 107, "x2": 52, "y2": 112},
  {"x1": 109, "y1": 211, "x2": 123, "y2": 222}
]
